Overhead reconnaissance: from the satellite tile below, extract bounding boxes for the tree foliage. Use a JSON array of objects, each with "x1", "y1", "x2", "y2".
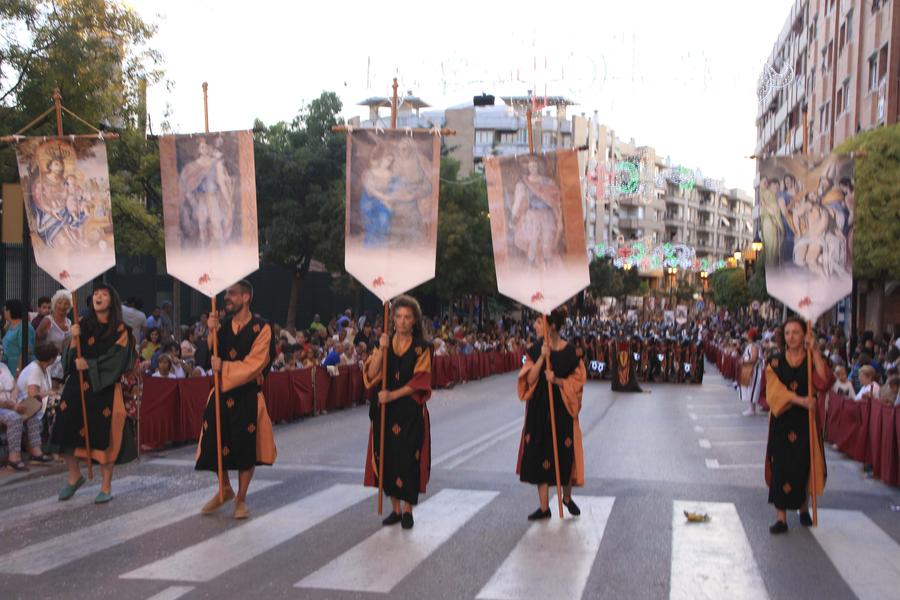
[
  {"x1": 588, "y1": 257, "x2": 642, "y2": 298},
  {"x1": 253, "y1": 92, "x2": 345, "y2": 327},
  {"x1": 747, "y1": 260, "x2": 769, "y2": 302},
  {"x1": 1, "y1": 0, "x2": 163, "y2": 258},
  {"x1": 835, "y1": 123, "x2": 900, "y2": 280},
  {"x1": 709, "y1": 267, "x2": 749, "y2": 309}
]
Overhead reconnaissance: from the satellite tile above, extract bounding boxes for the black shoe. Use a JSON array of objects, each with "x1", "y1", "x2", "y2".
[
  {"x1": 401, "y1": 512, "x2": 414, "y2": 529},
  {"x1": 563, "y1": 498, "x2": 581, "y2": 516},
  {"x1": 769, "y1": 520, "x2": 788, "y2": 535},
  {"x1": 798, "y1": 511, "x2": 813, "y2": 527},
  {"x1": 382, "y1": 512, "x2": 402, "y2": 526},
  {"x1": 527, "y1": 508, "x2": 552, "y2": 521}
]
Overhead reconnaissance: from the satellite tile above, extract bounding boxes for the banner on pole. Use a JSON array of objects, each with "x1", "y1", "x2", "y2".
[
  {"x1": 344, "y1": 130, "x2": 440, "y2": 302},
  {"x1": 485, "y1": 149, "x2": 589, "y2": 313},
  {"x1": 758, "y1": 154, "x2": 853, "y2": 321},
  {"x1": 159, "y1": 131, "x2": 259, "y2": 297},
  {"x1": 14, "y1": 137, "x2": 116, "y2": 289}
]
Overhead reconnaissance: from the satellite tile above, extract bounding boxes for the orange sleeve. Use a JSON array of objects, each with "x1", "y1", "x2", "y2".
[
  {"x1": 517, "y1": 355, "x2": 537, "y2": 402},
  {"x1": 362, "y1": 348, "x2": 382, "y2": 390},
  {"x1": 220, "y1": 325, "x2": 271, "y2": 392},
  {"x1": 765, "y1": 365, "x2": 795, "y2": 417},
  {"x1": 557, "y1": 360, "x2": 587, "y2": 418}
]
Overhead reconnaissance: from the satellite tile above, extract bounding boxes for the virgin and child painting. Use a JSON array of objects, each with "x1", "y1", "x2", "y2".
[
  {"x1": 344, "y1": 130, "x2": 440, "y2": 301},
  {"x1": 159, "y1": 131, "x2": 259, "y2": 296},
  {"x1": 15, "y1": 137, "x2": 116, "y2": 289},
  {"x1": 485, "y1": 150, "x2": 589, "y2": 313},
  {"x1": 758, "y1": 154, "x2": 854, "y2": 321}
]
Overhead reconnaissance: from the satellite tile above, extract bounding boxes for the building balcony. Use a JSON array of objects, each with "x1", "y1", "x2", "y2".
[{"x1": 618, "y1": 217, "x2": 665, "y2": 231}]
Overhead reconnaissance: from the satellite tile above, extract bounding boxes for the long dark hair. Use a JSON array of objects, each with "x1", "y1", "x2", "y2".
[
  {"x1": 82, "y1": 283, "x2": 125, "y2": 340},
  {"x1": 392, "y1": 294, "x2": 424, "y2": 339}
]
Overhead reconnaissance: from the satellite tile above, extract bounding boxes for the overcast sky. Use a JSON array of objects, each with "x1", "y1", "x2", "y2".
[{"x1": 130, "y1": 0, "x2": 793, "y2": 192}]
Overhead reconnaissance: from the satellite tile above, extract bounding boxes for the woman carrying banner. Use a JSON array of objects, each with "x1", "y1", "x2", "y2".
[
  {"x1": 363, "y1": 295, "x2": 432, "y2": 530},
  {"x1": 764, "y1": 316, "x2": 833, "y2": 534},
  {"x1": 517, "y1": 309, "x2": 586, "y2": 520},
  {"x1": 52, "y1": 284, "x2": 138, "y2": 503}
]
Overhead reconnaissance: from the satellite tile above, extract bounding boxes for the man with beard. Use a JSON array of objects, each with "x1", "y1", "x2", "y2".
[{"x1": 196, "y1": 280, "x2": 276, "y2": 519}]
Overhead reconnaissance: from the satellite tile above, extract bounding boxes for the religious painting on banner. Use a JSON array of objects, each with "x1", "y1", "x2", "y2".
[
  {"x1": 14, "y1": 137, "x2": 115, "y2": 289},
  {"x1": 159, "y1": 131, "x2": 259, "y2": 296},
  {"x1": 485, "y1": 150, "x2": 589, "y2": 313},
  {"x1": 344, "y1": 129, "x2": 440, "y2": 302},
  {"x1": 757, "y1": 154, "x2": 853, "y2": 320}
]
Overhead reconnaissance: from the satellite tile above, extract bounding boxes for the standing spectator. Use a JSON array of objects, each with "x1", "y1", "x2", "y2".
[
  {"x1": 140, "y1": 327, "x2": 161, "y2": 362},
  {"x1": 321, "y1": 339, "x2": 341, "y2": 367},
  {"x1": 180, "y1": 325, "x2": 197, "y2": 368},
  {"x1": 3, "y1": 300, "x2": 36, "y2": 374},
  {"x1": 122, "y1": 298, "x2": 147, "y2": 345},
  {"x1": 339, "y1": 341, "x2": 357, "y2": 366},
  {"x1": 831, "y1": 365, "x2": 855, "y2": 397},
  {"x1": 159, "y1": 301, "x2": 175, "y2": 342},
  {"x1": 30, "y1": 296, "x2": 52, "y2": 330},
  {"x1": 309, "y1": 313, "x2": 326, "y2": 336},
  {"x1": 36, "y1": 290, "x2": 73, "y2": 381},
  {"x1": 152, "y1": 355, "x2": 177, "y2": 379},
  {"x1": 193, "y1": 312, "x2": 209, "y2": 340},
  {"x1": 854, "y1": 365, "x2": 880, "y2": 401}
]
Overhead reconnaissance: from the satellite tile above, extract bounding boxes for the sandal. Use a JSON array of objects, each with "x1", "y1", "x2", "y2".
[
  {"x1": 7, "y1": 460, "x2": 30, "y2": 472},
  {"x1": 29, "y1": 454, "x2": 53, "y2": 464}
]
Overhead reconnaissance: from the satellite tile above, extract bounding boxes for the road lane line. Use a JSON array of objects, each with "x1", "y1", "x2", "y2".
[
  {"x1": 694, "y1": 426, "x2": 705, "y2": 433},
  {"x1": 147, "y1": 458, "x2": 364, "y2": 474},
  {"x1": 670, "y1": 500, "x2": 768, "y2": 600},
  {"x1": 0, "y1": 480, "x2": 279, "y2": 575},
  {"x1": 705, "y1": 460, "x2": 762, "y2": 470},
  {"x1": 145, "y1": 586, "x2": 195, "y2": 600},
  {"x1": 812, "y1": 509, "x2": 900, "y2": 600},
  {"x1": 432, "y1": 421, "x2": 522, "y2": 467},
  {"x1": 476, "y1": 496, "x2": 615, "y2": 600},
  {"x1": 698, "y1": 439, "x2": 712, "y2": 449},
  {"x1": 0, "y1": 475, "x2": 166, "y2": 534},
  {"x1": 696, "y1": 414, "x2": 743, "y2": 419},
  {"x1": 122, "y1": 483, "x2": 374, "y2": 583},
  {"x1": 296, "y1": 488, "x2": 498, "y2": 593},
  {"x1": 709, "y1": 440, "x2": 767, "y2": 446}
]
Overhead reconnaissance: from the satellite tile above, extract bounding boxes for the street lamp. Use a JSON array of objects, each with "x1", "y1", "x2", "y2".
[
  {"x1": 667, "y1": 266, "x2": 678, "y2": 307},
  {"x1": 751, "y1": 232, "x2": 763, "y2": 254},
  {"x1": 733, "y1": 248, "x2": 742, "y2": 262},
  {"x1": 700, "y1": 270, "x2": 709, "y2": 293}
]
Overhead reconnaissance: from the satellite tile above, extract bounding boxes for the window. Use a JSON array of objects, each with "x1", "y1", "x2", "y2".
[
  {"x1": 542, "y1": 132, "x2": 553, "y2": 147},
  {"x1": 872, "y1": 0, "x2": 882, "y2": 14},
  {"x1": 836, "y1": 88, "x2": 844, "y2": 115},
  {"x1": 846, "y1": 10, "x2": 853, "y2": 42},
  {"x1": 868, "y1": 53, "x2": 878, "y2": 91},
  {"x1": 841, "y1": 79, "x2": 851, "y2": 114},
  {"x1": 475, "y1": 130, "x2": 493, "y2": 145},
  {"x1": 825, "y1": 0, "x2": 833, "y2": 17},
  {"x1": 879, "y1": 44, "x2": 888, "y2": 81},
  {"x1": 839, "y1": 23, "x2": 846, "y2": 53},
  {"x1": 819, "y1": 101, "x2": 831, "y2": 133}
]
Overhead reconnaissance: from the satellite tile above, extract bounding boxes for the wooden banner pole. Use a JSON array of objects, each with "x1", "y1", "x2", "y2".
[
  {"x1": 203, "y1": 82, "x2": 225, "y2": 503},
  {"x1": 378, "y1": 300, "x2": 389, "y2": 515},
  {"x1": 806, "y1": 330, "x2": 818, "y2": 527},
  {"x1": 55, "y1": 91, "x2": 94, "y2": 481},
  {"x1": 391, "y1": 78, "x2": 398, "y2": 129},
  {"x1": 541, "y1": 315, "x2": 565, "y2": 519},
  {"x1": 526, "y1": 107, "x2": 535, "y2": 155},
  {"x1": 70, "y1": 289, "x2": 93, "y2": 480}
]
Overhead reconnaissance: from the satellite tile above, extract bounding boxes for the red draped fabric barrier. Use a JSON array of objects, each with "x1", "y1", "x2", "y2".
[
  {"x1": 134, "y1": 352, "x2": 527, "y2": 450},
  {"x1": 868, "y1": 401, "x2": 885, "y2": 474},
  {"x1": 139, "y1": 376, "x2": 180, "y2": 450},
  {"x1": 826, "y1": 392, "x2": 845, "y2": 444},
  {"x1": 836, "y1": 399, "x2": 869, "y2": 462},
  {"x1": 177, "y1": 377, "x2": 212, "y2": 442}
]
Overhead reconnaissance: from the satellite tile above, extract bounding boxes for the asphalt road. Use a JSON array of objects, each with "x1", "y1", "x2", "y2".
[{"x1": 1, "y1": 364, "x2": 899, "y2": 600}]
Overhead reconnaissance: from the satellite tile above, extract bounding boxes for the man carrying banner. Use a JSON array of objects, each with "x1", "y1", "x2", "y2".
[
  {"x1": 609, "y1": 332, "x2": 642, "y2": 393},
  {"x1": 764, "y1": 316, "x2": 833, "y2": 534},
  {"x1": 53, "y1": 284, "x2": 138, "y2": 503},
  {"x1": 517, "y1": 309, "x2": 585, "y2": 520},
  {"x1": 196, "y1": 280, "x2": 276, "y2": 519},
  {"x1": 363, "y1": 295, "x2": 432, "y2": 530}
]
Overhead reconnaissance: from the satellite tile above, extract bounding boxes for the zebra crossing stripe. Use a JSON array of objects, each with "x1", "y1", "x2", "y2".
[
  {"x1": 670, "y1": 500, "x2": 768, "y2": 600},
  {"x1": 0, "y1": 480, "x2": 280, "y2": 575},
  {"x1": 121, "y1": 483, "x2": 374, "y2": 583},
  {"x1": 144, "y1": 585, "x2": 195, "y2": 600},
  {"x1": 812, "y1": 508, "x2": 900, "y2": 600},
  {"x1": 476, "y1": 496, "x2": 615, "y2": 600},
  {"x1": 0, "y1": 475, "x2": 166, "y2": 535},
  {"x1": 296, "y1": 488, "x2": 498, "y2": 593}
]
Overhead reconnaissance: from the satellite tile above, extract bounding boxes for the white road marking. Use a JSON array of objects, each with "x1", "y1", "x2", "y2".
[
  {"x1": 148, "y1": 457, "x2": 364, "y2": 474},
  {"x1": 476, "y1": 496, "x2": 615, "y2": 600},
  {"x1": 670, "y1": 500, "x2": 768, "y2": 600},
  {"x1": 432, "y1": 421, "x2": 522, "y2": 467},
  {"x1": 705, "y1": 460, "x2": 762, "y2": 470},
  {"x1": 0, "y1": 475, "x2": 166, "y2": 534},
  {"x1": 705, "y1": 458, "x2": 720, "y2": 469},
  {"x1": 297, "y1": 488, "x2": 497, "y2": 593},
  {"x1": 122, "y1": 483, "x2": 374, "y2": 583},
  {"x1": 812, "y1": 509, "x2": 900, "y2": 600},
  {"x1": 693, "y1": 426, "x2": 705, "y2": 433},
  {"x1": 696, "y1": 414, "x2": 743, "y2": 419},
  {"x1": 145, "y1": 586, "x2": 195, "y2": 600},
  {"x1": 0, "y1": 481, "x2": 279, "y2": 575},
  {"x1": 698, "y1": 439, "x2": 712, "y2": 449},
  {"x1": 689, "y1": 413, "x2": 698, "y2": 421},
  {"x1": 708, "y1": 440, "x2": 767, "y2": 446}
]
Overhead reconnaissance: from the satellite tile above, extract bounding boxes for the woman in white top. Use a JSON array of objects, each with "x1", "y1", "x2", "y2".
[
  {"x1": 739, "y1": 329, "x2": 764, "y2": 416},
  {"x1": 854, "y1": 365, "x2": 880, "y2": 402},
  {"x1": 36, "y1": 290, "x2": 72, "y2": 381},
  {"x1": 1, "y1": 344, "x2": 56, "y2": 470}
]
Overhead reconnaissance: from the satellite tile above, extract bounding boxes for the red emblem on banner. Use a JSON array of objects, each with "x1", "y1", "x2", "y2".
[
  {"x1": 531, "y1": 291, "x2": 544, "y2": 303},
  {"x1": 198, "y1": 273, "x2": 210, "y2": 285},
  {"x1": 59, "y1": 270, "x2": 70, "y2": 281},
  {"x1": 373, "y1": 276, "x2": 385, "y2": 288},
  {"x1": 799, "y1": 296, "x2": 812, "y2": 308}
]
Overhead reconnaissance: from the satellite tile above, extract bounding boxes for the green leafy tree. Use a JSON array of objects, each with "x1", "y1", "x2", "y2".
[
  {"x1": 747, "y1": 260, "x2": 769, "y2": 302},
  {"x1": 709, "y1": 267, "x2": 749, "y2": 310},
  {"x1": 254, "y1": 92, "x2": 345, "y2": 328},
  {"x1": 1, "y1": 0, "x2": 163, "y2": 258}
]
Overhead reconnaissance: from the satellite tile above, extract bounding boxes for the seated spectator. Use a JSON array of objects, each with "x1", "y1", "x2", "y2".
[
  {"x1": 433, "y1": 338, "x2": 448, "y2": 356},
  {"x1": 152, "y1": 342, "x2": 186, "y2": 378},
  {"x1": 180, "y1": 325, "x2": 197, "y2": 365},
  {"x1": 152, "y1": 354, "x2": 178, "y2": 379},
  {"x1": 140, "y1": 327, "x2": 161, "y2": 361},
  {"x1": 356, "y1": 342, "x2": 368, "y2": 366},
  {"x1": 339, "y1": 341, "x2": 356, "y2": 366},
  {"x1": 1, "y1": 347, "x2": 54, "y2": 471},
  {"x1": 854, "y1": 365, "x2": 880, "y2": 402},
  {"x1": 322, "y1": 339, "x2": 341, "y2": 367},
  {"x1": 831, "y1": 365, "x2": 855, "y2": 397},
  {"x1": 879, "y1": 375, "x2": 900, "y2": 406}
]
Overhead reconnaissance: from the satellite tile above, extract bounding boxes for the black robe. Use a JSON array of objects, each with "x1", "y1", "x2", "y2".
[
  {"x1": 364, "y1": 336, "x2": 432, "y2": 505},
  {"x1": 610, "y1": 339, "x2": 642, "y2": 392},
  {"x1": 196, "y1": 315, "x2": 276, "y2": 472},
  {"x1": 517, "y1": 342, "x2": 579, "y2": 486},
  {"x1": 765, "y1": 352, "x2": 831, "y2": 510},
  {"x1": 51, "y1": 320, "x2": 137, "y2": 465}
]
